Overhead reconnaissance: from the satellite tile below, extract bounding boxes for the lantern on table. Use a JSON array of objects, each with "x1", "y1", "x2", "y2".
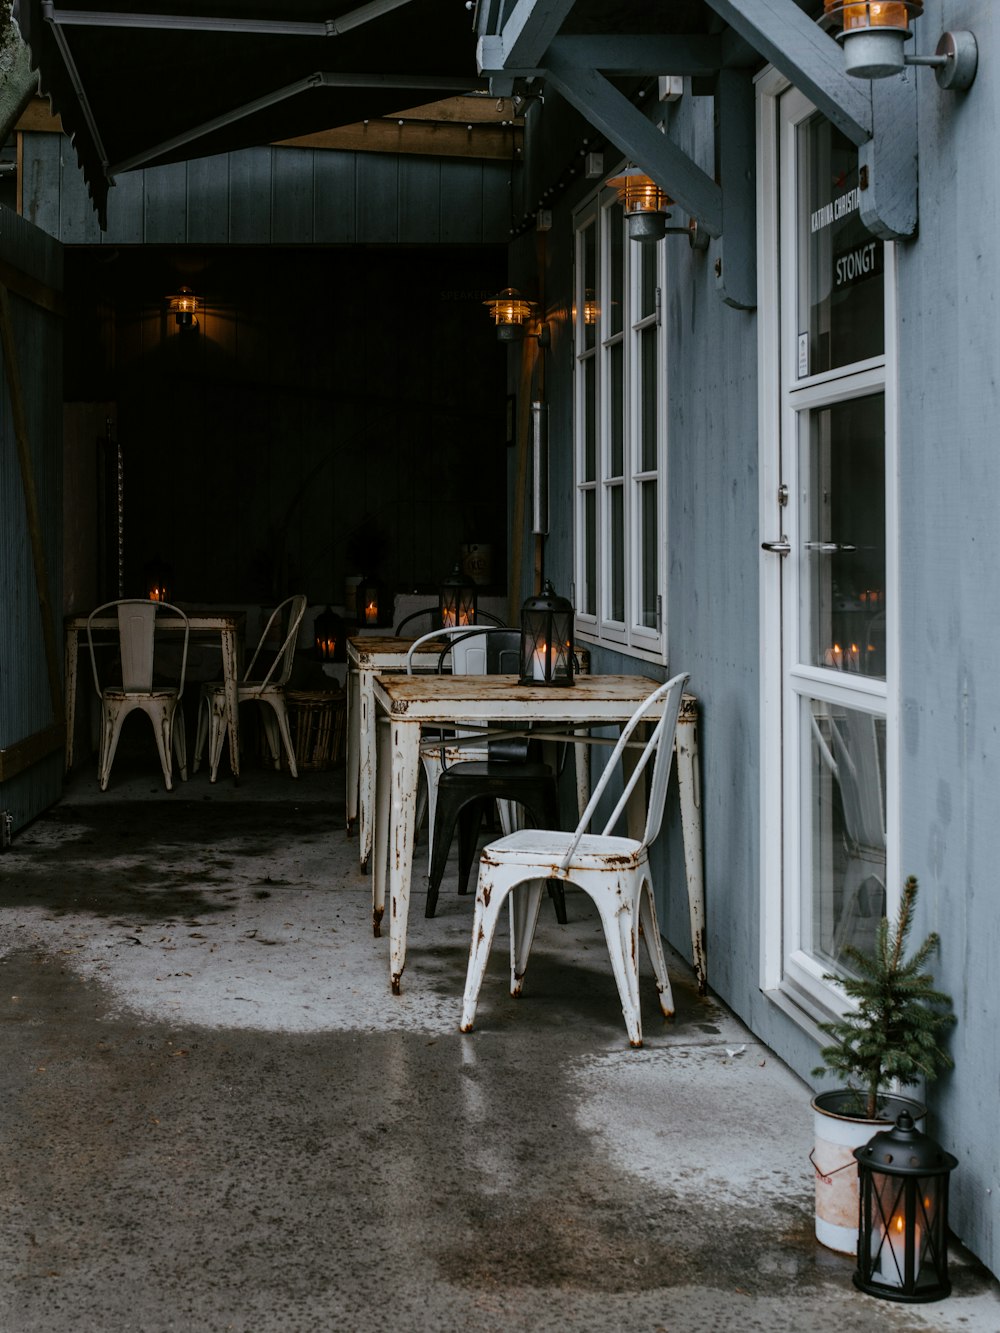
[
  {"x1": 438, "y1": 563, "x2": 478, "y2": 630},
  {"x1": 144, "y1": 556, "x2": 173, "y2": 603},
  {"x1": 519, "y1": 580, "x2": 574, "y2": 686},
  {"x1": 853, "y1": 1111, "x2": 958, "y2": 1302},
  {"x1": 313, "y1": 605, "x2": 346, "y2": 662},
  {"x1": 355, "y1": 575, "x2": 386, "y2": 629}
]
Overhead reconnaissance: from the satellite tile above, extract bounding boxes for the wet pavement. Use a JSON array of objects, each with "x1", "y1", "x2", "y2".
[{"x1": 1, "y1": 755, "x2": 998, "y2": 1332}]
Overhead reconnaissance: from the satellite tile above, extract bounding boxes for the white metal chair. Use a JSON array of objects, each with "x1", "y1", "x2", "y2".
[
  {"x1": 86, "y1": 598, "x2": 190, "y2": 792},
  {"x1": 405, "y1": 626, "x2": 523, "y2": 875},
  {"x1": 194, "y1": 594, "x2": 307, "y2": 782},
  {"x1": 460, "y1": 672, "x2": 690, "y2": 1048}
]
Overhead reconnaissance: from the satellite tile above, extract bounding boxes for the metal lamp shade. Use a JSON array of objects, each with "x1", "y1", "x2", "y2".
[
  {"x1": 355, "y1": 576, "x2": 386, "y2": 629},
  {"x1": 823, "y1": 1, "x2": 920, "y2": 78},
  {"x1": 313, "y1": 605, "x2": 346, "y2": 662},
  {"x1": 438, "y1": 564, "x2": 478, "y2": 630},
  {"x1": 519, "y1": 580, "x2": 574, "y2": 686},
  {"x1": 853, "y1": 1111, "x2": 958, "y2": 1302}
]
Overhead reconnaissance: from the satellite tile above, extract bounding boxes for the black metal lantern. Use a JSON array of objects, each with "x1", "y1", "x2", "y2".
[
  {"x1": 355, "y1": 575, "x2": 387, "y2": 629},
  {"x1": 519, "y1": 579, "x2": 574, "y2": 686},
  {"x1": 313, "y1": 605, "x2": 346, "y2": 662},
  {"x1": 853, "y1": 1111, "x2": 958, "y2": 1303},
  {"x1": 438, "y1": 563, "x2": 478, "y2": 630},
  {"x1": 143, "y1": 555, "x2": 173, "y2": 603}
]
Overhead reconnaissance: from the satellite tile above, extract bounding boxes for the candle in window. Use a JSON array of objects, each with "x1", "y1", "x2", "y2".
[
  {"x1": 364, "y1": 599, "x2": 379, "y2": 626},
  {"x1": 532, "y1": 642, "x2": 548, "y2": 681}
]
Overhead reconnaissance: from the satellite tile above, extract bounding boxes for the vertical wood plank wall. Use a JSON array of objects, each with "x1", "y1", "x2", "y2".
[{"x1": 0, "y1": 210, "x2": 64, "y2": 834}]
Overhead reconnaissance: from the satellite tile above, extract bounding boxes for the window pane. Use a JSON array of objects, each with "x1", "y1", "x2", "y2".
[
  {"x1": 582, "y1": 221, "x2": 596, "y2": 351},
  {"x1": 610, "y1": 484, "x2": 624, "y2": 622},
  {"x1": 797, "y1": 113, "x2": 884, "y2": 375},
  {"x1": 800, "y1": 393, "x2": 886, "y2": 679},
  {"x1": 639, "y1": 325, "x2": 658, "y2": 471},
  {"x1": 804, "y1": 697, "x2": 886, "y2": 971},
  {"x1": 584, "y1": 488, "x2": 596, "y2": 616},
  {"x1": 609, "y1": 341, "x2": 624, "y2": 476},
  {"x1": 639, "y1": 480, "x2": 658, "y2": 628},
  {"x1": 583, "y1": 357, "x2": 596, "y2": 481},
  {"x1": 639, "y1": 244, "x2": 657, "y2": 320},
  {"x1": 609, "y1": 202, "x2": 624, "y2": 337}
]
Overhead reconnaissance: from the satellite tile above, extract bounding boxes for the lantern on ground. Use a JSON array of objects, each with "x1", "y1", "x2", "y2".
[
  {"x1": 853, "y1": 1111, "x2": 958, "y2": 1302},
  {"x1": 144, "y1": 556, "x2": 172, "y2": 603},
  {"x1": 438, "y1": 563, "x2": 478, "y2": 629},
  {"x1": 355, "y1": 575, "x2": 386, "y2": 629},
  {"x1": 519, "y1": 580, "x2": 574, "y2": 686},
  {"x1": 313, "y1": 605, "x2": 346, "y2": 662}
]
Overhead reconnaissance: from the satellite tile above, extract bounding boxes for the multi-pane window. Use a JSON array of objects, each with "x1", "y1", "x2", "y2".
[{"x1": 574, "y1": 188, "x2": 666, "y2": 660}]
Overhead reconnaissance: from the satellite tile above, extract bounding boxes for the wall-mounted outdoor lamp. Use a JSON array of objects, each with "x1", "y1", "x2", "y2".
[
  {"x1": 167, "y1": 286, "x2": 199, "y2": 327},
  {"x1": 607, "y1": 168, "x2": 673, "y2": 243},
  {"x1": 606, "y1": 168, "x2": 710, "y2": 249},
  {"x1": 823, "y1": 2, "x2": 977, "y2": 89},
  {"x1": 483, "y1": 287, "x2": 550, "y2": 345},
  {"x1": 853, "y1": 1111, "x2": 958, "y2": 1302}
]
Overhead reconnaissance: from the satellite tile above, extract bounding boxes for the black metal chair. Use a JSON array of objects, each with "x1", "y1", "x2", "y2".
[{"x1": 423, "y1": 629, "x2": 567, "y2": 923}]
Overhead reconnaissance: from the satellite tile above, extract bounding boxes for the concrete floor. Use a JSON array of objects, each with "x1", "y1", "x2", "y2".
[{"x1": 2, "y1": 749, "x2": 998, "y2": 1333}]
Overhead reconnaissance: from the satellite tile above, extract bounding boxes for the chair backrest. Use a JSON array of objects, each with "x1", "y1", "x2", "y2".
[
  {"x1": 445, "y1": 628, "x2": 521, "y2": 676},
  {"x1": 404, "y1": 625, "x2": 484, "y2": 675},
  {"x1": 87, "y1": 599, "x2": 190, "y2": 697},
  {"x1": 245, "y1": 594, "x2": 307, "y2": 688},
  {"x1": 560, "y1": 673, "x2": 689, "y2": 869}
]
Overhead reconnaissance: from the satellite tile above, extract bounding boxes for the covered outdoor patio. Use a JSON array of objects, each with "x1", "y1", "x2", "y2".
[{"x1": 1, "y1": 753, "x2": 996, "y2": 1331}]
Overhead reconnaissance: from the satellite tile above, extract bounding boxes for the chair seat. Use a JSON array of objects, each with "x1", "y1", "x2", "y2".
[
  {"x1": 102, "y1": 687, "x2": 179, "y2": 701},
  {"x1": 483, "y1": 826, "x2": 644, "y2": 870},
  {"x1": 438, "y1": 759, "x2": 554, "y2": 788}
]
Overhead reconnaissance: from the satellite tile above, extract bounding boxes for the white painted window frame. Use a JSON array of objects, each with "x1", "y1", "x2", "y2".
[
  {"x1": 573, "y1": 181, "x2": 667, "y2": 664},
  {"x1": 757, "y1": 68, "x2": 901, "y2": 1027}
]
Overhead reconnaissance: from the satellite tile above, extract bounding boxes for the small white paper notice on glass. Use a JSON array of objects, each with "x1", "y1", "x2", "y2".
[{"x1": 798, "y1": 332, "x2": 809, "y2": 378}]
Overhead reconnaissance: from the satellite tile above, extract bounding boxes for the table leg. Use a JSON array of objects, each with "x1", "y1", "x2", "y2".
[
  {"x1": 387, "y1": 719, "x2": 421, "y2": 995},
  {"x1": 64, "y1": 628, "x2": 79, "y2": 773},
  {"x1": 372, "y1": 715, "x2": 391, "y2": 938},
  {"x1": 574, "y1": 730, "x2": 590, "y2": 820},
  {"x1": 346, "y1": 665, "x2": 360, "y2": 833},
  {"x1": 220, "y1": 627, "x2": 240, "y2": 785},
  {"x1": 358, "y1": 668, "x2": 376, "y2": 872},
  {"x1": 675, "y1": 697, "x2": 707, "y2": 993}
]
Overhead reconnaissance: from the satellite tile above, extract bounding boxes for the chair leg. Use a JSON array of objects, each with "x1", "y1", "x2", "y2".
[
  {"x1": 193, "y1": 693, "x2": 208, "y2": 773},
  {"x1": 426, "y1": 794, "x2": 480, "y2": 917},
  {"x1": 509, "y1": 879, "x2": 546, "y2": 996},
  {"x1": 593, "y1": 880, "x2": 643, "y2": 1047},
  {"x1": 268, "y1": 699, "x2": 299, "y2": 778},
  {"x1": 207, "y1": 695, "x2": 229, "y2": 783},
  {"x1": 171, "y1": 700, "x2": 188, "y2": 783},
  {"x1": 460, "y1": 864, "x2": 520, "y2": 1032},
  {"x1": 146, "y1": 703, "x2": 175, "y2": 792},
  {"x1": 98, "y1": 700, "x2": 131, "y2": 791},
  {"x1": 456, "y1": 801, "x2": 487, "y2": 895},
  {"x1": 638, "y1": 877, "x2": 674, "y2": 1019}
]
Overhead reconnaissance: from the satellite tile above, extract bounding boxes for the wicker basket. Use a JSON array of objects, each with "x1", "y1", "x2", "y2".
[{"x1": 285, "y1": 688, "x2": 346, "y2": 771}]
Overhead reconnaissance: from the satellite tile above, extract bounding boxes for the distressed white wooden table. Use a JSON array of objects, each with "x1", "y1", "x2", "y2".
[
  {"x1": 371, "y1": 673, "x2": 705, "y2": 996},
  {"x1": 345, "y1": 634, "x2": 449, "y2": 869},
  {"x1": 65, "y1": 613, "x2": 244, "y2": 782}
]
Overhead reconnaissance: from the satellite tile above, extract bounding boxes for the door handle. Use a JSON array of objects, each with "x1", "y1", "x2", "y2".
[
  {"x1": 761, "y1": 539, "x2": 791, "y2": 555},
  {"x1": 803, "y1": 541, "x2": 857, "y2": 553}
]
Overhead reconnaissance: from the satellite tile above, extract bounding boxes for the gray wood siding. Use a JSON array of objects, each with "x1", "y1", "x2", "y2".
[
  {"x1": 21, "y1": 134, "x2": 511, "y2": 248},
  {"x1": 0, "y1": 212, "x2": 64, "y2": 835}
]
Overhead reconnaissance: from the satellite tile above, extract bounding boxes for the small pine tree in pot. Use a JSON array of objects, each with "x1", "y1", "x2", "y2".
[
  {"x1": 814, "y1": 875, "x2": 955, "y2": 1119},
  {"x1": 810, "y1": 876, "x2": 955, "y2": 1253}
]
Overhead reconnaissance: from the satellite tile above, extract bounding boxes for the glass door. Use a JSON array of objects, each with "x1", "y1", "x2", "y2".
[{"x1": 765, "y1": 87, "x2": 897, "y2": 1011}]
